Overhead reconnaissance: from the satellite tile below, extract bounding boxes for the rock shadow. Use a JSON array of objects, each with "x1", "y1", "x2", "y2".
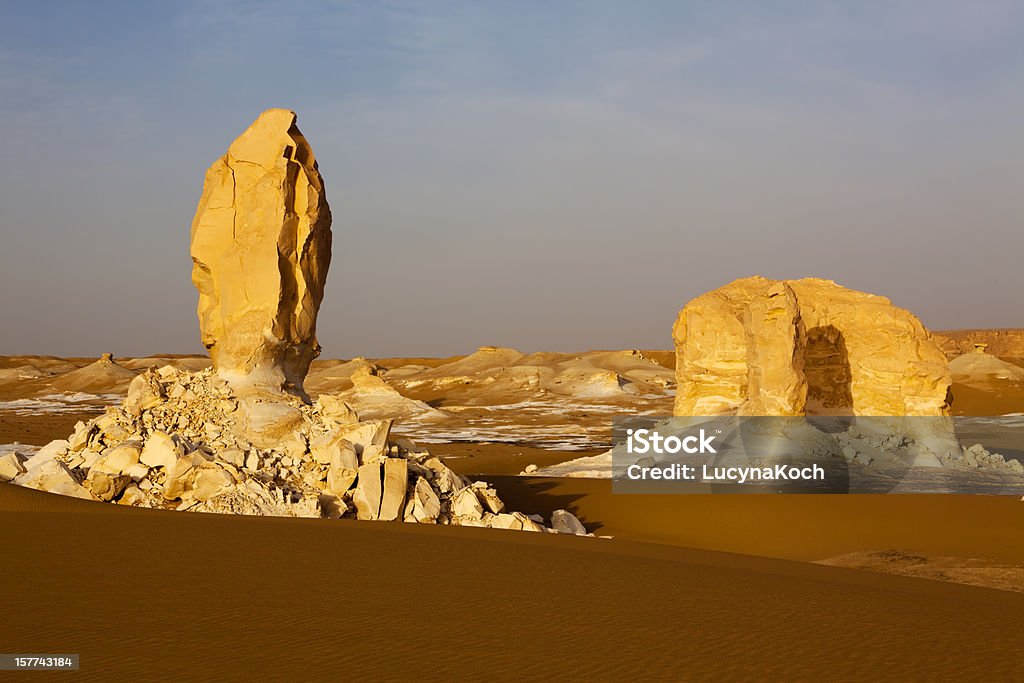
[{"x1": 804, "y1": 324, "x2": 854, "y2": 415}]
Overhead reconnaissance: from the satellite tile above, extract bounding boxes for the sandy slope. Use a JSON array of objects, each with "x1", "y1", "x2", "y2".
[
  {"x1": 474, "y1": 474, "x2": 1024, "y2": 563},
  {"x1": 2, "y1": 482, "x2": 1022, "y2": 681}
]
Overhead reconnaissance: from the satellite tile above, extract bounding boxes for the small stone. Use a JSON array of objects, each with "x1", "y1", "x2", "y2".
[
  {"x1": 489, "y1": 513, "x2": 523, "y2": 530},
  {"x1": 318, "y1": 493, "x2": 346, "y2": 519},
  {"x1": 452, "y1": 487, "x2": 483, "y2": 520},
  {"x1": 334, "y1": 420, "x2": 392, "y2": 454},
  {"x1": 0, "y1": 453, "x2": 27, "y2": 481},
  {"x1": 315, "y1": 394, "x2": 358, "y2": 426},
  {"x1": 163, "y1": 453, "x2": 204, "y2": 500},
  {"x1": 14, "y1": 460, "x2": 96, "y2": 500},
  {"x1": 67, "y1": 421, "x2": 94, "y2": 452},
  {"x1": 360, "y1": 443, "x2": 386, "y2": 465},
  {"x1": 330, "y1": 442, "x2": 359, "y2": 471},
  {"x1": 517, "y1": 513, "x2": 547, "y2": 533},
  {"x1": 117, "y1": 483, "x2": 150, "y2": 506},
  {"x1": 23, "y1": 440, "x2": 70, "y2": 469},
  {"x1": 551, "y1": 509, "x2": 587, "y2": 535},
  {"x1": 422, "y1": 457, "x2": 464, "y2": 493},
  {"x1": 193, "y1": 468, "x2": 233, "y2": 501},
  {"x1": 125, "y1": 371, "x2": 165, "y2": 416},
  {"x1": 411, "y1": 477, "x2": 441, "y2": 523},
  {"x1": 325, "y1": 465, "x2": 357, "y2": 497},
  {"x1": 85, "y1": 471, "x2": 131, "y2": 501},
  {"x1": 125, "y1": 463, "x2": 151, "y2": 482},
  {"x1": 91, "y1": 443, "x2": 142, "y2": 476},
  {"x1": 475, "y1": 486, "x2": 504, "y2": 514},
  {"x1": 244, "y1": 451, "x2": 260, "y2": 471},
  {"x1": 156, "y1": 365, "x2": 178, "y2": 379},
  {"x1": 219, "y1": 448, "x2": 246, "y2": 468}
]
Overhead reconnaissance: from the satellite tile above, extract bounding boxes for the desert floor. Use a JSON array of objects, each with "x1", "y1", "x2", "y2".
[{"x1": 2, "y1": 347, "x2": 1024, "y2": 679}]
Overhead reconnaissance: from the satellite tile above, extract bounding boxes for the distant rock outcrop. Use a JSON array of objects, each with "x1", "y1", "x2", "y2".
[
  {"x1": 48, "y1": 353, "x2": 138, "y2": 394},
  {"x1": 934, "y1": 329, "x2": 1024, "y2": 359},
  {"x1": 949, "y1": 347, "x2": 1024, "y2": 388},
  {"x1": 673, "y1": 277, "x2": 952, "y2": 417},
  {"x1": 190, "y1": 109, "x2": 332, "y2": 396}
]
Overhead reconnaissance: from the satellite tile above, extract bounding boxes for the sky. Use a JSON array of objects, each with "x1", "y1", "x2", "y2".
[{"x1": 1, "y1": 1, "x2": 1022, "y2": 358}]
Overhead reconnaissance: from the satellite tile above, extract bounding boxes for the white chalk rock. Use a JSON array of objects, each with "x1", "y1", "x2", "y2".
[
  {"x1": 91, "y1": 443, "x2": 142, "y2": 476},
  {"x1": 0, "y1": 452, "x2": 26, "y2": 482},
  {"x1": 353, "y1": 463, "x2": 382, "y2": 520},
  {"x1": 452, "y1": 487, "x2": 483, "y2": 521},
  {"x1": 411, "y1": 477, "x2": 441, "y2": 523},
  {"x1": 551, "y1": 509, "x2": 587, "y2": 535},
  {"x1": 125, "y1": 371, "x2": 165, "y2": 416},
  {"x1": 378, "y1": 458, "x2": 408, "y2": 521}
]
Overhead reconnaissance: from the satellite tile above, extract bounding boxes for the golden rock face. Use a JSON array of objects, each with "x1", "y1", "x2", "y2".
[
  {"x1": 673, "y1": 276, "x2": 952, "y2": 417},
  {"x1": 190, "y1": 109, "x2": 332, "y2": 395}
]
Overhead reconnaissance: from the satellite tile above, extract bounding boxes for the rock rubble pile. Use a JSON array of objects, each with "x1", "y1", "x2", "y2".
[{"x1": 6, "y1": 366, "x2": 588, "y2": 533}]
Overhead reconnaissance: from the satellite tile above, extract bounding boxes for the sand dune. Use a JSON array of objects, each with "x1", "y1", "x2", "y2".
[
  {"x1": 37, "y1": 354, "x2": 138, "y2": 394},
  {"x1": 2, "y1": 481, "x2": 1022, "y2": 680},
  {"x1": 303, "y1": 356, "x2": 383, "y2": 394},
  {"x1": 389, "y1": 347, "x2": 673, "y2": 404},
  {"x1": 328, "y1": 365, "x2": 449, "y2": 421},
  {"x1": 950, "y1": 350, "x2": 1024, "y2": 386},
  {"x1": 117, "y1": 355, "x2": 212, "y2": 373}
]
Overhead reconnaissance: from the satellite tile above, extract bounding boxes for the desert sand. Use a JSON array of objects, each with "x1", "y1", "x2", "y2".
[{"x1": 3, "y1": 480, "x2": 1024, "y2": 680}]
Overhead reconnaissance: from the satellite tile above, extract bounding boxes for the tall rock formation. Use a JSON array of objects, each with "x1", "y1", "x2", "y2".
[
  {"x1": 673, "y1": 277, "x2": 952, "y2": 417},
  {"x1": 190, "y1": 109, "x2": 332, "y2": 396}
]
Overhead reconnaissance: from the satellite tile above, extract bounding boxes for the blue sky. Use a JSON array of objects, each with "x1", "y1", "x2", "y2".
[{"x1": 1, "y1": 1, "x2": 1022, "y2": 357}]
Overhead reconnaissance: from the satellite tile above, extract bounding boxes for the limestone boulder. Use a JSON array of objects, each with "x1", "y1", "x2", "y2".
[
  {"x1": 353, "y1": 463, "x2": 382, "y2": 520},
  {"x1": 193, "y1": 468, "x2": 234, "y2": 502},
  {"x1": 125, "y1": 371, "x2": 165, "y2": 416},
  {"x1": 422, "y1": 457, "x2": 464, "y2": 494},
  {"x1": 22, "y1": 440, "x2": 69, "y2": 470},
  {"x1": 378, "y1": 458, "x2": 408, "y2": 521},
  {"x1": 190, "y1": 108, "x2": 332, "y2": 395},
  {"x1": 0, "y1": 452, "x2": 26, "y2": 482},
  {"x1": 314, "y1": 394, "x2": 359, "y2": 426},
  {"x1": 452, "y1": 487, "x2": 483, "y2": 521},
  {"x1": 410, "y1": 477, "x2": 441, "y2": 523},
  {"x1": 673, "y1": 277, "x2": 952, "y2": 417},
  {"x1": 85, "y1": 471, "x2": 131, "y2": 502},
  {"x1": 236, "y1": 399, "x2": 307, "y2": 450},
  {"x1": 15, "y1": 460, "x2": 97, "y2": 501},
  {"x1": 551, "y1": 509, "x2": 587, "y2": 535},
  {"x1": 325, "y1": 464, "x2": 357, "y2": 498},
  {"x1": 473, "y1": 483, "x2": 505, "y2": 514},
  {"x1": 139, "y1": 432, "x2": 181, "y2": 471},
  {"x1": 91, "y1": 443, "x2": 142, "y2": 476},
  {"x1": 163, "y1": 453, "x2": 206, "y2": 501}
]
